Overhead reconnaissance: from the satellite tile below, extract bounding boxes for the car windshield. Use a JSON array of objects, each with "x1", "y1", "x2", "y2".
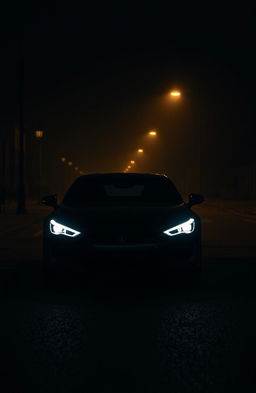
[{"x1": 62, "y1": 175, "x2": 183, "y2": 206}]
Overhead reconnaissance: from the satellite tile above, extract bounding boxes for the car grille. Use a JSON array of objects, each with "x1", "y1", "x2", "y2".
[{"x1": 89, "y1": 232, "x2": 158, "y2": 245}]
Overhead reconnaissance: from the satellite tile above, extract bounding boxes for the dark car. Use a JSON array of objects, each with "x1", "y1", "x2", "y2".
[{"x1": 42, "y1": 173, "x2": 204, "y2": 280}]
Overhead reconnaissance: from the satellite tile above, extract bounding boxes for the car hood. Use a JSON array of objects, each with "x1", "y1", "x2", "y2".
[{"x1": 49, "y1": 204, "x2": 197, "y2": 233}]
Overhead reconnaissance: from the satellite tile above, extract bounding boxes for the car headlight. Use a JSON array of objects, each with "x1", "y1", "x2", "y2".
[
  {"x1": 50, "y1": 219, "x2": 81, "y2": 237},
  {"x1": 163, "y1": 218, "x2": 195, "y2": 237}
]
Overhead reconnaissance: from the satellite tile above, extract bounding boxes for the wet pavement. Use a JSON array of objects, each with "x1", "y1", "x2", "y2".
[{"x1": 1, "y1": 203, "x2": 256, "y2": 392}]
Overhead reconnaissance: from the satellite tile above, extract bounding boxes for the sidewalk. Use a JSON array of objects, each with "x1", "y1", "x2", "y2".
[
  {"x1": 0, "y1": 201, "x2": 51, "y2": 263},
  {"x1": 2, "y1": 199, "x2": 50, "y2": 213},
  {"x1": 0, "y1": 201, "x2": 51, "y2": 235}
]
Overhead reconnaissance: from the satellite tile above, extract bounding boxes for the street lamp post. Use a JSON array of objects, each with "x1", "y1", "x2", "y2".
[
  {"x1": 198, "y1": 115, "x2": 202, "y2": 194},
  {"x1": 16, "y1": 38, "x2": 26, "y2": 214},
  {"x1": 34, "y1": 130, "x2": 44, "y2": 203}
]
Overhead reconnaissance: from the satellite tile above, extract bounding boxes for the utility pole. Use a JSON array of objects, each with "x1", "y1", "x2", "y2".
[
  {"x1": 198, "y1": 125, "x2": 202, "y2": 194},
  {"x1": 34, "y1": 130, "x2": 44, "y2": 203},
  {"x1": 16, "y1": 37, "x2": 26, "y2": 214}
]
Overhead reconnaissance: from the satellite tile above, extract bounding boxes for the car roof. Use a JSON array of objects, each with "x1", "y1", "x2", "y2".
[{"x1": 77, "y1": 173, "x2": 169, "y2": 181}]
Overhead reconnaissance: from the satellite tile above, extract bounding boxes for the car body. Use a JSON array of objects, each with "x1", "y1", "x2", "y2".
[{"x1": 42, "y1": 173, "x2": 203, "y2": 277}]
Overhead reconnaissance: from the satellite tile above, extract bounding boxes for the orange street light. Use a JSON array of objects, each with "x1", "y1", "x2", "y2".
[
  {"x1": 67, "y1": 161, "x2": 73, "y2": 166},
  {"x1": 128, "y1": 165, "x2": 131, "y2": 169},
  {"x1": 148, "y1": 130, "x2": 157, "y2": 136},
  {"x1": 137, "y1": 148, "x2": 144, "y2": 153},
  {"x1": 60, "y1": 157, "x2": 67, "y2": 162},
  {"x1": 34, "y1": 129, "x2": 44, "y2": 139},
  {"x1": 169, "y1": 90, "x2": 181, "y2": 97},
  {"x1": 74, "y1": 166, "x2": 79, "y2": 171},
  {"x1": 130, "y1": 160, "x2": 135, "y2": 164}
]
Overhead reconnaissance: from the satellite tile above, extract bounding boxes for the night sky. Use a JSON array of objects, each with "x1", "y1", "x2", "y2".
[{"x1": 0, "y1": 3, "x2": 255, "y2": 187}]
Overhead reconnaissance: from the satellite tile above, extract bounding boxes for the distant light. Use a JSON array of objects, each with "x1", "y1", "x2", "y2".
[
  {"x1": 170, "y1": 90, "x2": 181, "y2": 97},
  {"x1": 137, "y1": 149, "x2": 144, "y2": 153},
  {"x1": 74, "y1": 166, "x2": 79, "y2": 171},
  {"x1": 128, "y1": 165, "x2": 131, "y2": 169},
  {"x1": 60, "y1": 157, "x2": 66, "y2": 162},
  {"x1": 148, "y1": 130, "x2": 157, "y2": 136},
  {"x1": 130, "y1": 160, "x2": 135, "y2": 164},
  {"x1": 34, "y1": 130, "x2": 44, "y2": 139},
  {"x1": 79, "y1": 171, "x2": 83, "y2": 175},
  {"x1": 68, "y1": 161, "x2": 73, "y2": 166}
]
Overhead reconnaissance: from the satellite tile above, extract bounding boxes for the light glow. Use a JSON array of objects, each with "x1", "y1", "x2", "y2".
[
  {"x1": 130, "y1": 160, "x2": 135, "y2": 164},
  {"x1": 128, "y1": 165, "x2": 131, "y2": 169},
  {"x1": 170, "y1": 90, "x2": 181, "y2": 97},
  {"x1": 148, "y1": 130, "x2": 157, "y2": 136},
  {"x1": 163, "y1": 218, "x2": 195, "y2": 237},
  {"x1": 60, "y1": 157, "x2": 66, "y2": 162},
  {"x1": 137, "y1": 149, "x2": 143, "y2": 153},
  {"x1": 68, "y1": 161, "x2": 73, "y2": 166},
  {"x1": 50, "y1": 219, "x2": 81, "y2": 237},
  {"x1": 34, "y1": 130, "x2": 44, "y2": 139}
]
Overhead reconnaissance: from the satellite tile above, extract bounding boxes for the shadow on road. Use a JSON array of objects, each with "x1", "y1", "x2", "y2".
[
  {"x1": 2, "y1": 256, "x2": 256, "y2": 305},
  {"x1": 3, "y1": 257, "x2": 256, "y2": 393}
]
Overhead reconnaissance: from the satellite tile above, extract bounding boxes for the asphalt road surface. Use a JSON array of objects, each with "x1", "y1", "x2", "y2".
[{"x1": 1, "y1": 203, "x2": 256, "y2": 393}]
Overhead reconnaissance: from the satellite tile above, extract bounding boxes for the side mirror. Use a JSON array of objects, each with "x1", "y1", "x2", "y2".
[
  {"x1": 41, "y1": 194, "x2": 58, "y2": 209},
  {"x1": 188, "y1": 193, "x2": 204, "y2": 207}
]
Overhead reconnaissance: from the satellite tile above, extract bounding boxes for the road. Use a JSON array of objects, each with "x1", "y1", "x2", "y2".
[{"x1": 1, "y1": 203, "x2": 256, "y2": 392}]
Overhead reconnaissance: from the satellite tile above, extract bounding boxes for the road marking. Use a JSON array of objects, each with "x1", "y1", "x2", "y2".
[
  {"x1": 34, "y1": 230, "x2": 43, "y2": 237},
  {"x1": 233, "y1": 212, "x2": 256, "y2": 220},
  {"x1": 242, "y1": 218, "x2": 256, "y2": 223}
]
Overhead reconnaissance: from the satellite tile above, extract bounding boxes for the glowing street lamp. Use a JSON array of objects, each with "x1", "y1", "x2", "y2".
[
  {"x1": 130, "y1": 160, "x2": 135, "y2": 164},
  {"x1": 169, "y1": 90, "x2": 181, "y2": 97},
  {"x1": 137, "y1": 148, "x2": 144, "y2": 153},
  {"x1": 128, "y1": 165, "x2": 131, "y2": 169},
  {"x1": 34, "y1": 129, "x2": 44, "y2": 139},
  {"x1": 67, "y1": 161, "x2": 73, "y2": 166},
  {"x1": 148, "y1": 130, "x2": 157, "y2": 136},
  {"x1": 74, "y1": 166, "x2": 79, "y2": 171},
  {"x1": 60, "y1": 157, "x2": 66, "y2": 162}
]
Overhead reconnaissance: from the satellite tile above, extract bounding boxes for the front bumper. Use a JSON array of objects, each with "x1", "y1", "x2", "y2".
[{"x1": 43, "y1": 235, "x2": 200, "y2": 273}]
